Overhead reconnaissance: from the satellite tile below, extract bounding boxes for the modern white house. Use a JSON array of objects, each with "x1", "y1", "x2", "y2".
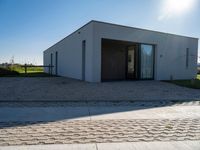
[{"x1": 43, "y1": 20, "x2": 198, "y2": 82}]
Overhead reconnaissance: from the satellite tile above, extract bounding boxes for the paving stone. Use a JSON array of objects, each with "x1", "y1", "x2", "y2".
[
  {"x1": 0, "y1": 100, "x2": 200, "y2": 107},
  {"x1": 0, "y1": 119, "x2": 200, "y2": 146}
]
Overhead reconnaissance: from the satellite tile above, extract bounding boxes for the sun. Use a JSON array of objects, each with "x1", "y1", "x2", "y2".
[
  {"x1": 165, "y1": 0, "x2": 196, "y2": 14},
  {"x1": 158, "y1": 0, "x2": 196, "y2": 20}
]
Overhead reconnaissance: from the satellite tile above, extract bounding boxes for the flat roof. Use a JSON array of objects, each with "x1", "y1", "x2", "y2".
[
  {"x1": 44, "y1": 20, "x2": 198, "y2": 52},
  {"x1": 92, "y1": 20, "x2": 199, "y2": 40}
]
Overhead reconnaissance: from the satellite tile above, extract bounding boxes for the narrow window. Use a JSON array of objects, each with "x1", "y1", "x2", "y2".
[
  {"x1": 50, "y1": 53, "x2": 53, "y2": 65},
  {"x1": 82, "y1": 40, "x2": 86, "y2": 80},
  {"x1": 50, "y1": 53, "x2": 53, "y2": 74},
  {"x1": 55, "y1": 51, "x2": 58, "y2": 75},
  {"x1": 186, "y1": 48, "x2": 189, "y2": 68}
]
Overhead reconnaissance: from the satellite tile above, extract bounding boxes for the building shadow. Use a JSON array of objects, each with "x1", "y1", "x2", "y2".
[{"x1": 0, "y1": 99, "x2": 199, "y2": 129}]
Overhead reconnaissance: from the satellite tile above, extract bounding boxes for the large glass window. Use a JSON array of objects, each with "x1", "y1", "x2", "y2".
[{"x1": 140, "y1": 44, "x2": 154, "y2": 79}]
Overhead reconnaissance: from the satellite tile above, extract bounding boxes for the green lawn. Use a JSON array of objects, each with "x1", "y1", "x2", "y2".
[
  {"x1": 168, "y1": 74, "x2": 200, "y2": 89},
  {"x1": 0, "y1": 65, "x2": 53, "y2": 77},
  {"x1": 197, "y1": 74, "x2": 200, "y2": 80},
  {"x1": 11, "y1": 65, "x2": 43, "y2": 73}
]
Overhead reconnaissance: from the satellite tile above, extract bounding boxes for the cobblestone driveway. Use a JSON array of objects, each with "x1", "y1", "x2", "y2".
[
  {"x1": 0, "y1": 101, "x2": 200, "y2": 146},
  {"x1": 0, "y1": 119, "x2": 200, "y2": 146}
]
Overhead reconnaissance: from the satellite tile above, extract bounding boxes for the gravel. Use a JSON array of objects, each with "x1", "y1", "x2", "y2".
[{"x1": 0, "y1": 77, "x2": 200, "y2": 101}]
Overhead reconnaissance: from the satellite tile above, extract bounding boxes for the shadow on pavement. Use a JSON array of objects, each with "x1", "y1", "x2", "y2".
[{"x1": 0, "y1": 100, "x2": 199, "y2": 129}]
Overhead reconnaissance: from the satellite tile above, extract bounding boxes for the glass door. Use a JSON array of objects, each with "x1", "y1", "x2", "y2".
[
  {"x1": 140, "y1": 44, "x2": 154, "y2": 79},
  {"x1": 127, "y1": 46, "x2": 136, "y2": 79}
]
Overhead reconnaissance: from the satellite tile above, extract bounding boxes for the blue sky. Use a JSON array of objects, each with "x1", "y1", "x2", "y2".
[{"x1": 0, "y1": 0, "x2": 200, "y2": 64}]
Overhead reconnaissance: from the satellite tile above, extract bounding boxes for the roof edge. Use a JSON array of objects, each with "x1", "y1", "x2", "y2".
[
  {"x1": 44, "y1": 20, "x2": 199, "y2": 53},
  {"x1": 91, "y1": 20, "x2": 199, "y2": 40}
]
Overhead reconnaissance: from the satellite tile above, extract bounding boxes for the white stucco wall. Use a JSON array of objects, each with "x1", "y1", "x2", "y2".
[
  {"x1": 92, "y1": 21, "x2": 198, "y2": 82},
  {"x1": 44, "y1": 21, "x2": 198, "y2": 82}
]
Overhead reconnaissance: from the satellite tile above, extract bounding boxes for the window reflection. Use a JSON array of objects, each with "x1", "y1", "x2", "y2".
[{"x1": 140, "y1": 45, "x2": 154, "y2": 79}]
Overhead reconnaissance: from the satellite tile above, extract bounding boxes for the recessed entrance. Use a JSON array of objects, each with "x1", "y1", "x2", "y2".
[{"x1": 101, "y1": 39, "x2": 154, "y2": 81}]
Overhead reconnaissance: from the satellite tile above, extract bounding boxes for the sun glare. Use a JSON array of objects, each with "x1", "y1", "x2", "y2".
[
  {"x1": 166, "y1": 0, "x2": 195, "y2": 14},
  {"x1": 158, "y1": 0, "x2": 196, "y2": 20}
]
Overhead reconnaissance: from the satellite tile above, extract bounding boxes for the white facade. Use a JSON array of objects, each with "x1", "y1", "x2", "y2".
[{"x1": 43, "y1": 21, "x2": 198, "y2": 82}]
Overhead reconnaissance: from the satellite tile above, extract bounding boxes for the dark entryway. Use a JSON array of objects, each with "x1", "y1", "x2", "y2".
[
  {"x1": 101, "y1": 39, "x2": 154, "y2": 81},
  {"x1": 101, "y1": 39, "x2": 138, "y2": 81}
]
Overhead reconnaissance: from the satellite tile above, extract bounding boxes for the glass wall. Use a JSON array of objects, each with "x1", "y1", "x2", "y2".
[{"x1": 140, "y1": 44, "x2": 154, "y2": 79}]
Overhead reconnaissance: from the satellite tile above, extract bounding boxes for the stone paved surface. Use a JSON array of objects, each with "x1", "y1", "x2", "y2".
[
  {"x1": 0, "y1": 101, "x2": 200, "y2": 147},
  {"x1": 1, "y1": 141, "x2": 200, "y2": 150},
  {"x1": 0, "y1": 119, "x2": 200, "y2": 146},
  {"x1": 0, "y1": 100, "x2": 199, "y2": 107},
  {"x1": 0, "y1": 77, "x2": 200, "y2": 101}
]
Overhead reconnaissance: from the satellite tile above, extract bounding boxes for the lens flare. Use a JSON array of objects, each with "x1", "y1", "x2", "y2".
[
  {"x1": 158, "y1": 0, "x2": 196, "y2": 20},
  {"x1": 166, "y1": 0, "x2": 195, "y2": 14}
]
